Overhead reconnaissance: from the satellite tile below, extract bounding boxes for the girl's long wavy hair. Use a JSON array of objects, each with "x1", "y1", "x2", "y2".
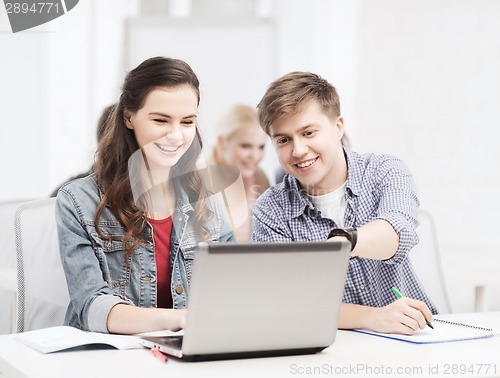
[{"x1": 93, "y1": 57, "x2": 211, "y2": 256}]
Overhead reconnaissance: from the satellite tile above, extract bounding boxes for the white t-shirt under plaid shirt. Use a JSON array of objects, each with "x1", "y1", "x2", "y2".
[{"x1": 251, "y1": 147, "x2": 438, "y2": 314}]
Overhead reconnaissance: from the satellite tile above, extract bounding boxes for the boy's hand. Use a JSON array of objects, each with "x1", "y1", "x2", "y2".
[{"x1": 369, "y1": 298, "x2": 433, "y2": 335}]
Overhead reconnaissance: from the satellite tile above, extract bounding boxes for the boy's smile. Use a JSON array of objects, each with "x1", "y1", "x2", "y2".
[
  {"x1": 294, "y1": 156, "x2": 319, "y2": 169},
  {"x1": 270, "y1": 100, "x2": 347, "y2": 196}
]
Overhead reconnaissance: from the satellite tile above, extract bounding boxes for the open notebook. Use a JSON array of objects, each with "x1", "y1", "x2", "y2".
[
  {"x1": 353, "y1": 318, "x2": 494, "y2": 344},
  {"x1": 15, "y1": 326, "x2": 143, "y2": 353}
]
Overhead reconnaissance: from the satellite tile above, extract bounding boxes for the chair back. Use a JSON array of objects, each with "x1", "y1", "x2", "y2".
[
  {"x1": 0, "y1": 199, "x2": 30, "y2": 334},
  {"x1": 14, "y1": 198, "x2": 69, "y2": 332},
  {"x1": 409, "y1": 209, "x2": 454, "y2": 314}
]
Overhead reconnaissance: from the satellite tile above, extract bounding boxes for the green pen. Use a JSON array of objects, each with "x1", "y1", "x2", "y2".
[{"x1": 391, "y1": 286, "x2": 434, "y2": 329}]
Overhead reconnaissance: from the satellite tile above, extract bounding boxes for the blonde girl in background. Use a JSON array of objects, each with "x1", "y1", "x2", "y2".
[{"x1": 211, "y1": 104, "x2": 270, "y2": 242}]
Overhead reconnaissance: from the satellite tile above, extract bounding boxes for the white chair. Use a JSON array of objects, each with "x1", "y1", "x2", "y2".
[
  {"x1": 14, "y1": 198, "x2": 70, "y2": 332},
  {"x1": 409, "y1": 209, "x2": 454, "y2": 314},
  {"x1": 0, "y1": 199, "x2": 30, "y2": 334}
]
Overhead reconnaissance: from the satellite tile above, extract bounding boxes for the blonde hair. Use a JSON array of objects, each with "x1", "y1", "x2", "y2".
[{"x1": 213, "y1": 104, "x2": 259, "y2": 163}]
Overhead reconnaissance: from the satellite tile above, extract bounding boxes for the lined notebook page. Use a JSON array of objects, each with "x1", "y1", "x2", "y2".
[{"x1": 353, "y1": 318, "x2": 494, "y2": 344}]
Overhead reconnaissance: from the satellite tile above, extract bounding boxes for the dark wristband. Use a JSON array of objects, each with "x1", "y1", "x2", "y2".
[{"x1": 327, "y1": 227, "x2": 358, "y2": 251}]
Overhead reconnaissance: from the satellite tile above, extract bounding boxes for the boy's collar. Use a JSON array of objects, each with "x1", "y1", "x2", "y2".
[
  {"x1": 285, "y1": 176, "x2": 312, "y2": 218},
  {"x1": 342, "y1": 147, "x2": 361, "y2": 197},
  {"x1": 285, "y1": 147, "x2": 361, "y2": 218}
]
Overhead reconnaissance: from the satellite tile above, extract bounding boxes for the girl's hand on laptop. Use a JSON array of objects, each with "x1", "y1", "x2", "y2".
[
  {"x1": 164, "y1": 309, "x2": 187, "y2": 331},
  {"x1": 107, "y1": 305, "x2": 188, "y2": 334},
  {"x1": 369, "y1": 298, "x2": 433, "y2": 335}
]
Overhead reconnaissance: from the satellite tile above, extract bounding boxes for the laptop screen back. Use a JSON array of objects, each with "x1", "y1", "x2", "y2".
[{"x1": 182, "y1": 241, "x2": 350, "y2": 356}]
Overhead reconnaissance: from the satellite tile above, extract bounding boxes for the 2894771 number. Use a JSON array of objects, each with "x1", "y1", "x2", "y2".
[
  {"x1": 443, "y1": 364, "x2": 497, "y2": 375},
  {"x1": 5, "y1": 3, "x2": 61, "y2": 14}
]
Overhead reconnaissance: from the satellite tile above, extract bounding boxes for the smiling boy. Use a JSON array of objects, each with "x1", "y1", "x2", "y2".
[{"x1": 252, "y1": 72, "x2": 437, "y2": 335}]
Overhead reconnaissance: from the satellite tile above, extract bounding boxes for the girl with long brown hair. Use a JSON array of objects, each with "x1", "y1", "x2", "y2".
[{"x1": 56, "y1": 57, "x2": 234, "y2": 334}]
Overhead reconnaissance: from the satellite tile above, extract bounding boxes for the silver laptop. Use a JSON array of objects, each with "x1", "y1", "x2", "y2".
[{"x1": 140, "y1": 240, "x2": 350, "y2": 361}]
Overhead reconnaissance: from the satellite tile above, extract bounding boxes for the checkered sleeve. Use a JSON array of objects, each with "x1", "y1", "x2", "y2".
[{"x1": 374, "y1": 156, "x2": 420, "y2": 264}]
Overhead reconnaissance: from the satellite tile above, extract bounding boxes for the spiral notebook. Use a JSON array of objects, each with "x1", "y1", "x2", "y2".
[{"x1": 353, "y1": 318, "x2": 494, "y2": 344}]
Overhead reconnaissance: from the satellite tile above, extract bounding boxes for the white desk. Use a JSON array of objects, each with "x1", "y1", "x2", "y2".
[{"x1": 1, "y1": 312, "x2": 499, "y2": 378}]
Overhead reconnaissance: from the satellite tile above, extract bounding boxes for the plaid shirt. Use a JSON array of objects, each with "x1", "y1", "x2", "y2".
[{"x1": 252, "y1": 148, "x2": 438, "y2": 314}]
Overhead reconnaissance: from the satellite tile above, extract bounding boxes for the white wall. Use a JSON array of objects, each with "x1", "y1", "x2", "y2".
[
  {"x1": 0, "y1": 0, "x2": 139, "y2": 200},
  {"x1": 1, "y1": 9, "x2": 46, "y2": 198}
]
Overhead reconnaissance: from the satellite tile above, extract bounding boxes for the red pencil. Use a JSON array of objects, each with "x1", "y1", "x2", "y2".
[{"x1": 150, "y1": 348, "x2": 168, "y2": 363}]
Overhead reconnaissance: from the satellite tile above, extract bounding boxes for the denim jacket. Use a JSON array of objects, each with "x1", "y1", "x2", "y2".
[{"x1": 55, "y1": 174, "x2": 234, "y2": 333}]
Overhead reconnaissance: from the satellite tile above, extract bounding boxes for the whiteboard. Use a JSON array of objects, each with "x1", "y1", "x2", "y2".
[{"x1": 125, "y1": 16, "x2": 279, "y2": 182}]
